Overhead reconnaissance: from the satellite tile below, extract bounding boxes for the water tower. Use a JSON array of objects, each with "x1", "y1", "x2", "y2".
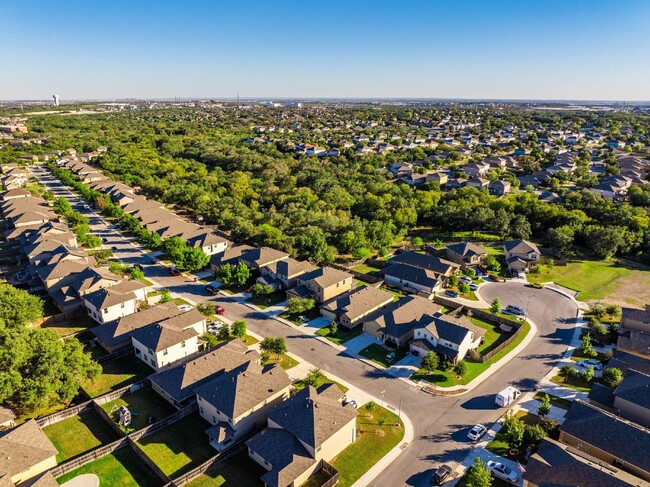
[{"x1": 52, "y1": 94, "x2": 60, "y2": 106}]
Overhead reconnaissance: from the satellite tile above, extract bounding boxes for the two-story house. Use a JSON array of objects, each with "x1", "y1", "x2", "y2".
[
  {"x1": 445, "y1": 242, "x2": 487, "y2": 268},
  {"x1": 503, "y1": 239, "x2": 541, "y2": 272},
  {"x1": 410, "y1": 312, "x2": 485, "y2": 363},
  {"x1": 287, "y1": 267, "x2": 354, "y2": 303},
  {"x1": 320, "y1": 286, "x2": 394, "y2": 329},
  {"x1": 83, "y1": 279, "x2": 147, "y2": 324},
  {"x1": 258, "y1": 258, "x2": 316, "y2": 290}
]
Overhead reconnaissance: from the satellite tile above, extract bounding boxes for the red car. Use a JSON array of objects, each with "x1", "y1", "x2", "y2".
[
  {"x1": 488, "y1": 274, "x2": 500, "y2": 282},
  {"x1": 215, "y1": 306, "x2": 225, "y2": 315}
]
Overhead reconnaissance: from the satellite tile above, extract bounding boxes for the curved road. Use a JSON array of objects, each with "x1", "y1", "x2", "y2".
[{"x1": 31, "y1": 166, "x2": 580, "y2": 486}]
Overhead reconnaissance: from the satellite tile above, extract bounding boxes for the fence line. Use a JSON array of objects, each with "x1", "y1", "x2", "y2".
[
  {"x1": 319, "y1": 460, "x2": 340, "y2": 487},
  {"x1": 92, "y1": 400, "x2": 126, "y2": 437},
  {"x1": 468, "y1": 324, "x2": 525, "y2": 363},
  {"x1": 36, "y1": 401, "x2": 93, "y2": 427},
  {"x1": 128, "y1": 403, "x2": 197, "y2": 442},
  {"x1": 49, "y1": 438, "x2": 129, "y2": 477},
  {"x1": 97, "y1": 346, "x2": 136, "y2": 364},
  {"x1": 92, "y1": 378, "x2": 150, "y2": 405},
  {"x1": 127, "y1": 437, "x2": 173, "y2": 485}
]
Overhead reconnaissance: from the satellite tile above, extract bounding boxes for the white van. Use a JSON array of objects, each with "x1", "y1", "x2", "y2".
[{"x1": 495, "y1": 386, "x2": 521, "y2": 407}]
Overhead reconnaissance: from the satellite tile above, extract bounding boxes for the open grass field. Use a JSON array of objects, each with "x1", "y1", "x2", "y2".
[
  {"x1": 187, "y1": 450, "x2": 265, "y2": 486},
  {"x1": 56, "y1": 447, "x2": 162, "y2": 486},
  {"x1": 84, "y1": 355, "x2": 154, "y2": 398},
  {"x1": 412, "y1": 322, "x2": 531, "y2": 387},
  {"x1": 137, "y1": 413, "x2": 215, "y2": 478},
  {"x1": 330, "y1": 403, "x2": 404, "y2": 487},
  {"x1": 527, "y1": 258, "x2": 650, "y2": 306},
  {"x1": 43, "y1": 410, "x2": 120, "y2": 462},
  {"x1": 351, "y1": 263, "x2": 381, "y2": 275},
  {"x1": 100, "y1": 388, "x2": 177, "y2": 433}
]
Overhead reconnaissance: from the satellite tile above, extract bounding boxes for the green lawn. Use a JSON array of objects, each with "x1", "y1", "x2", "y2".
[
  {"x1": 173, "y1": 297, "x2": 191, "y2": 306},
  {"x1": 137, "y1": 414, "x2": 215, "y2": 478},
  {"x1": 261, "y1": 353, "x2": 299, "y2": 370},
  {"x1": 330, "y1": 403, "x2": 404, "y2": 487},
  {"x1": 56, "y1": 447, "x2": 162, "y2": 486},
  {"x1": 549, "y1": 372, "x2": 593, "y2": 393},
  {"x1": 280, "y1": 307, "x2": 321, "y2": 325},
  {"x1": 315, "y1": 326, "x2": 362, "y2": 345},
  {"x1": 382, "y1": 287, "x2": 406, "y2": 301},
  {"x1": 84, "y1": 355, "x2": 154, "y2": 398},
  {"x1": 38, "y1": 314, "x2": 98, "y2": 338},
  {"x1": 293, "y1": 374, "x2": 349, "y2": 394},
  {"x1": 569, "y1": 348, "x2": 609, "y2": 364},
  {"x1": 351, "y1": 264, "x2": 380, "y2": 275},
  {"x1": 245, "y1": 291, "x2": 286, "y2": 309},
  {"x1": 187, "y1": 450, "x2": 265, "y2": 486},
  {"x1": 486, "y1": 411, "x2": 542, "y2": 461},
  {"x1": 43, "y1": 410, "x2": 121, "y2": 462},
  {"x1": 100, "y1": 388, "x2": 177, "y2": 433},
  {"x1": 412, "y1": 322, "x2": 531, "y2": 387},
  {"x1": 467, "y1": 315, "x2": 512, "y2": 355},
  {"x1": 533, "y1": 392, "x2": 572, "y2": 410},
  {"x1": 526, "y1": 258, "x2": 650, "y2": 305},
  {"x1": 358, "y1": 344, "x2": 408, "y2": 368}
]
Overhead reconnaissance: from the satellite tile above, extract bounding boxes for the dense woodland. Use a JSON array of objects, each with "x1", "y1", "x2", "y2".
[{"x1": 4, "y1": 105, "x2": 650, "y2": 263}]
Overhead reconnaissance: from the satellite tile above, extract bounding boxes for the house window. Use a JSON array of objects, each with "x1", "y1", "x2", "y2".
[
  {"x1": 103, "y1": 308, "x2": 108, "y2": 314},
  {"x1": 181, "y1": 341, "x2": 186, "y2": 348},
  {"x1": 148, "y1": 349, "x2": 153, "y2": 356},
  {"x1": 163, "y1": 349, "x2": 168, "y2": 356},
  {"x1": 135, "y1": 348, "x2": 141, "y2": 356}
]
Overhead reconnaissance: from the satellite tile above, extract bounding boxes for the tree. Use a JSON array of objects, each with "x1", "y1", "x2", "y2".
[
  {"x1": 485, "y1": 255, "x2": 501, "y2": 272},
  {"x1": 503, "y1": 411, "x2": 525, "y2": 449},
  {"x1": 603, "y1": 367, "x2": 623, "y2": 388},
  {"x1": 0, "y1": 284, "x2": 44, "y2": 328},
  {"x1": 490, "y1": 297, "x2": 501, "y2": 314},
  {"x1": 537, "y1": 393, "x2": 551, "y2": 417},
  {"x1": 421, "y1": 352, "x2": 439, "y2": 372},
  {"x1": 231, "y1": 320, "x2": 247, "y2": 338},
  {"x1": 459, "y1": 283, "x2": 470, "y2": 294},
  {"x1": 448, "y1": 275, "x2": 459, "y2": 287},
  {"x1": 454, "y1": 360, "x2": 468, "y2": 377},
  {"x1": 524, "y1": 424, "x2": 547, "y2": 449},
  {"x1": 251, "y1": 283, "x2": 274, "y2": 298},
  {"x1": 82, "y1": 234, "x2": 103, "y2": 248},
  {"x1": 217, "y1": 323, "x2": 231, "y2": 341},
  {"x1": 233, "y1": 262, "x2": 251, "y2": 287},
  {"x1": 581, "y1": 365, "x2": 595, "y2": 383},
  {"x1": 329, "y1": 321, "x2": 338, "y2": 335},
  {"x1": 303, "y1": 367, "x2": 326, "y2": 387},
  {"x1": 197, "y1": 303, "x2": 216, "y2": 317},
  {"x1": 605, "y1": 304, "x2": 620, "y2": 317},
  {"x1": 411, "y1": 236, "x2": 423, "y2": 246},
  {"x1": 159, "y1": 288, "x2": 172, "y2": 304},
  {"x1": 286, "y1": 297, "x2": 315, "y2": 315},
  {"x1": 464, "y1": 457, "x2": 492, "y2": 487},
  {"x1": 53, "y1": 197, "x2": 73, "y2": 216},
  {"x1": 351, "y1": 247, "x2": 371, "y2": 260},
  {"x1": 546, "y1": 226, "x2": 574, "y2": 253},
  {"x1": 587, "y1": 319, "x2": 607, "y2": 337},
  {"x1": 559, "y1": 364, "x2": 576, "y2": 380},
  {"x1": 580, "y1": 333, "x2": 595, "y2": 357},
  {"x1": 182, "y1": 246, "x2": 209, "y2": 271},
  {"x1": 130, "y1": 266, "x2": 145, "y2": 281},
  {"x1": 260, "y1": 337, "x2": 287, "y2": 357}
]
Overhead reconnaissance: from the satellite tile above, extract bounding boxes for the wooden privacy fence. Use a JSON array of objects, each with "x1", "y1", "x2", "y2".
[
  {"x1": 468, "y1": 324, "x2": 525, "y2": 363},
  {"x1": 36, "y1": 401, "x2": 93, "y2": 427},
  {"x1": 49, "y1": 438, "x2": 129, "y2": 477}
]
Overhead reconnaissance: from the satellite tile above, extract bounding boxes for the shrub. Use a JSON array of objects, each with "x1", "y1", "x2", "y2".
[
  {"x1": 231, "y1": 320, "x2": 247, "y2": 338},
  {"x1": 250, "y1": 283, "x2": 274, "y2": 298},
  {"x1": 588, "y1": 319, "x2": 607, "y2": 337},
  {"x1": 524, "y1": 424, "x2": 547, "y2": 449},
  {"x1": 603, "y1": 367, "x2": 623, "y2": 388},
  {"x1": 459, "y1": 283, "x2": 470, "y2": 294},
  {"x1": 537, "y1": 394, "x2": 551, "y2": 417},
  {"x1": 454, "y1": 360, "x2": 468, "y2": 377},
  {"x1": 286, "y1": 297, "x2": 315, "y2": 315},
  {"x1": 260, "y1": 337, "x2": 287, "y2": 357},
  {"x1": 490, "y1": 297, "x2": 501, "y2": 314},
  {"x1": 197, "y1": 303, "x2": 216, "y2": 316},
  {"x1": 421, "y1": 352, "x2": 439, "y2": 372},
  {"x1": 580, "y1": 365, "x2": 595, "y2": 383},
  {"x1": 329, "y1": 321, "x2": 338, "y2": 335}
]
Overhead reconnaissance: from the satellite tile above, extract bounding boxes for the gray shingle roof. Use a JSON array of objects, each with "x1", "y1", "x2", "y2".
[
  {"x1": 382, "y1": 263, "x2": 441, "y2": 289},
  {"x1": 389, "y1": 251, "x2": 459, "y2": 275},
  {"x1": 0, "y1": 420, "x2": 58, "y2": 479},
  {"x1": 614, "y1": 369, "x2": 650, "y2": 409},
  {"x1": 365, "y1": 296, "x2": 442, "y2": 338}
]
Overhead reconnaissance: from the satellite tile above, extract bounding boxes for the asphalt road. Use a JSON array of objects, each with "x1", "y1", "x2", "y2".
[{"x1": 30, "y1": 166, "x2": 580, "y2": 486}]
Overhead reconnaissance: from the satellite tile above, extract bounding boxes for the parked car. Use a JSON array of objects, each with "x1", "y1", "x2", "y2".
[
  {"x1": 530, "y1": 282, "x2": 545, "y2": 289},
  {"x1": 431, "y1": 464, "x2": 453, "y2": 485},
  {"x1": 467, "y1": 424, "x2": 487, "y2": 441},
  {"x1": 445, "y1": 290, "x2": 459, "y2": 298},
  {"x1": 486, "y1": 460, "x2": 519, "y2": 483},
  {"x1": 459, "y1": 276, "x2": 472, "y2": 284},
  {"x1": 577, "y1": 359, "x2": 603, "y2": 371},
  {"x1": 469, "y1": 283, "x2": 479, "y2": 291},
  {"x1": 168, "y1": 267, "x2": 181, "y2": 276},
  {"x1": 205, "y1": 285, "x2": 219, "y2": 295},
  {"x1": 178, "y1": 304, "x2": 194, "y2": 312},
  {"x1": 506, "y1": 305, "x2": 526, "y2": 315},
  {"x1": 215, "y1": 306, "x2": 225, "y2": 315}
]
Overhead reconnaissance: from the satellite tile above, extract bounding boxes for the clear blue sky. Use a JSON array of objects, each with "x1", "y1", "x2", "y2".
[{"x1": 2, "y1": 0, "x2": 649, "y2": 101}]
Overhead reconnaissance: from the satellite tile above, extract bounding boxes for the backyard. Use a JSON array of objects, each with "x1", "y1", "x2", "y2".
[
  {"x1": 411, "y1": 322, "x2": 531, "y2": 387},
  {"x1": 315, "y1": 325, "x2": 362, "y2": 346},
  {"x1": 137, "y1": 413, "x2": 215, "y2": 478},
  {"x1": 100, "y1": 387, "x2": 177, "y2": 433},
  {"x1": 43, "y1": 410, "x2": 121, "y2": 462},
  {"x1": 83, "y1": 355, "x2": 154, "y2": 398},
  {"x1": 466, "y1": 314, "x2": 513, "y2": 355},
  {"x1": 56, "y1": 447, "x2": 162, "y2": 486},
  {"x1": 329, "y1": 403, "x2": 404, "y2": 487},
  {"x1": 186, "y1": 450, "x2": 265, "y2": 486},
  {"x1": 526, "y1": 258, "x2": 650, "y2": 306},
  {"x1": 37, "y1": 314, "x2": 98, "y2": 338}
]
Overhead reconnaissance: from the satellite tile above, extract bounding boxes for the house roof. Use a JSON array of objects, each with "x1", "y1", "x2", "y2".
[
  {"x1": 131, "y1": 323, "x2": 198, "y2": 353},
  {"x1": 149, "y1": 340, "x2": 253, "y2": 403},
  {"x1": 298, "y1": 266, "x2": 352, "y2": 289},
  {"x1": 389, "y1": 251, "x2": 459, "y2": 275},
  {"x1": 239, "y1": 246, "x2": 289, "y2": 268},
  {"x1": 210, "y1": 245, "x2": 254, "y2": 267},
  {"x1": 587, "y1": 383, "x2": 615, "y2": 408},
  {"x1": 267, "y1": 385, "x2": 356, "y2": 450},
  {"x1": 272, "y1": 258, "x2": 316, "y2": 279},
  {"x1": 504, "y1": 239, "x2": 540, "y2": 255},
  {"x1": 621, "y1": 306, "x2": 650, "y2": 326},
  {"x1": 83, "y1": 280, "x2": 144, "y2": 310},
  {"x1": 446, "y1": 242, "x2": 487, "y2": 259},
  {"x1": 614, "y1": 368, "x2": 650, "y2": 409},
  {"x1": 525, "y1": 438, "x2": 643, "y2": 487},
  {"x1": 321, "y1": 286, "x2": 394, "y2": 321},
  {"x1": 0, "y1": 420, "x2": 58, "y2": 479},
  {"x1": 195, "y1": 361, "x2": 290, "y2": 419},
  {"x1": 423, "y1": 312, "x2": 485, "y2": 344},
  {"x1": 382, "y1": 263, "x2": 441, "y2": 290},
  {"x1": 365, "y1": 296, "x2": 442, "y2": 338},
  {"x1": 246, "y1": 427, "x2": 316, "y2": 487},
  {"x1": 0, "y1": 406, "x2": 15, "y2": 425},
  {"x1": 560, "y1": 400, "x2": 650, "y2": 474}
]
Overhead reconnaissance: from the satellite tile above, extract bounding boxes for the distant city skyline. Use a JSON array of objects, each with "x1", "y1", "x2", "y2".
[{"x1": 2, "y1": 0, "x2": 649, "y2": 101}]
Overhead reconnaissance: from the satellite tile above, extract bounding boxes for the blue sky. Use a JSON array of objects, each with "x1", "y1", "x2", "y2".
[{"x1": 2, "y1": 0, "x2": 649, "y2": 101}]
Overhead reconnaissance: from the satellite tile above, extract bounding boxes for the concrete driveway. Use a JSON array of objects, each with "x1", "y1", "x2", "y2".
[
  {"x1": 387, "y1": 354, "x2": 421, "y2": 379},
  {"x1": 344, "y1": 332, "x2": 381, "y2": 355},
  {"x1": 304, "y1": 317, "x2": 331, "y2": 331}
]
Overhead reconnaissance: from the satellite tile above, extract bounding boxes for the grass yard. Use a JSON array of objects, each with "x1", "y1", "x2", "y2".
[
  {"x1": 241, "y1": 334, "x2": 259, "y2": 346},
  {"x1": 467, "y1": 315, "x2": 512, "y2": 355},
  {"x1": 187, "y1": 450, "x2": 265, "y2": 486},
  {"x1": 84, "y1": 355, "x2": 154, "y2": 398},
  {"x1": 261, "y1": 353, "x2": 299, "y2": 370},
  {"x1": 100, "y1": 388, "x2": 177, "y2": 433},
  {"x1": 315, "y1": 325, "x2": 362, "y2": 345},
  {"x1": 38, "y1": 314, "x2": 98, "y2": 338},
  {"x1": 43, "y1": 410, "x2": 121, "y2": 463},
  {"x1": 330, "y1": 403, "x2": 404, "y2": 487},
  {"x1": 173, "y1": 297, "x2": 191, "y2": 306},
  {"x1": 56, "y1": 447, "x2": 162, "y2": 486},
  {"x1": 351, "y1": 264, "x2": 381, "y2": 275},
  {"x1": 293, "y1": 374, "x2": 349, "y2": 394},
  {"x1": 358, "y1": 344, "x2": 408, "y2": 368},
  {"x1": 137, "y1": 413, "x2": 215, "y2": 478},
  {"x1": 549, "y1": 371, "x2": 593, "y2": 393},
  {"x1": 280, "y1": 307, "x2": 321, "y2": 325},
  {"x1": 245, "y1": 290, "x2": 286, "y2": 309},
  {"x1": 526, "y1": 258, "x2": 650, "y2": 306},
  {"x1": 533, "y1": 392, "x2": 572, "y2": 410},
  {"x1": 569, "y1": 348, "x2": 610, "y2": 364},
  {"x1": 412, "y1": 322, "x2": 530, "y2": 387}
]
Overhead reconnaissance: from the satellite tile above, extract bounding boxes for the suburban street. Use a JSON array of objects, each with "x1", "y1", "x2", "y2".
[{"x1": 30, "y1": 165, "x2": 580, "y2": 487}]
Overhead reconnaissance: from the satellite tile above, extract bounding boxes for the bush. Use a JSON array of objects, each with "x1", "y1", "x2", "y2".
[
  {"x1": 524, "y1": 424, "x2": 547, "y2": 449},
  {"x1": 351, "y1": 247, "x2": 371, "y2": 260},
  {"x1": 559, "y1": 364, "x2": 576, "y2": 379},
  {"x1": 603, "y1": 367, "x2": 623, "y2": 388},
  {"x1": 260, "y1": 337, "x2": 287, "y2": 357},
  {"x1": 587, "y1": 319, "x2": 607, "y2": 337},
  {"x1": 232, "y1": 320, "x2": 247, "y2": 339},
  {"x1": 537, "y1": 393, "x2": 551, "y2": 417},
  {"x1": 490, "y1": 297, "x2": 501, "y2": 314},
  {"x1": 411, "y1": 236, "x2": 423, "y2": 246},
  {"x1": 303, "y1": 368, "x2": 326, "y2": 387},
  {"x1": 329, "y1": 321, "x2": 338, "y2": 335},
  {"x1": 421, "y1": 352, "x2": 439, "y2": 372},
  {"x1": 464, "y1": 457, "x2": 493, "y2": 487},
  {"x1": 250, "y1": 283, "x2": 274, "y2": 298},
  {"x1": 286, "y1": 297, "x2": 315, "y2": 315},
  {"x1": 159, "y1": 288, "x2": 172, "y2": 304},
  {"x1": 459, "y1": 283, "x2": 470, "y2": 294},
  {"x1": 454, "y1": 360, "x2": 468, "y2": 377},
  {"x1": 538, "y1": 417, "x2": 560, "y2": 438},
  {"x1": 197, "y1": 303, "x2": 216, "y2": 317},
  {"x1": 503, "y1": 412, "x2": 525, "y2": 449},
  {"x1": 580, "y1": 365, "x2": 595, "y2": 382}
]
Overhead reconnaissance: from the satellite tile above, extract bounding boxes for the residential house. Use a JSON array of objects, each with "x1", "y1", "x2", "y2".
[
  {"x1": 320, "y1": 286, "x2": 394, "y2": 328},
  {"x1": 445, "y1": 178, "x2": 467, "y2": 190},
  {"x1": 246, "y1": 384, "x2": 357, "y2": 487},
  {"x1": 503, "y1": 239, "x2": 541, "y2": 271},
  {"x1": 287, "y1": 267, "x2": 353, "y2": 303},
  {"x1": 381, "y1": 263, "x2": 442, "y2": 296},
  {"x1": 389, "y1": 251, "x2": 459, "y2": 281},
  {"x1": 258, "y1": 258, "x2": 316, "y2": 290},
  {"x1": 617, "y1": 305, "x2": 650, "y2": 357},
  {"x1": 196, "y1": 360, "x2": 291, "y2": 452},
  {"x1": 410, "y1": 312, "x2": 485, "y2": 362},
  {"x1": 210, "y1": 245, "x2": 254, "y2": 271},
  {"x1": 461, "y1": 161, "x2": 490, "y2": 178},
  {"x1": 131, "y1": 322, "x2": 200, "y2": 371},
  {"x1": 466, "y1": 177, "x2": 489, "y2": 189},
  {"x1": 83, "y1": 279, "x2": 147, "y2": 324},
  {"x1": 239, "y1": 247, "x2": 290, "y2": 270},
  {"x1": 426, "y1": 172, "x2": 448, "y2": 185},
  {"x1": 0, "y1": 420, "x2": 58, "y2": 485},
  {"x1": 184, "y1": 230, "x2": 230, "y2": 256},
  {"x1": 488, "y1": 180, "x2": 511, "y2": 196},
  {"x1": 150, "y1": 340, "x2": 253, "y2": 408},
  {"x1": 0, "y1": 406, "x2": 15, "y2": 431},
  {"x1": 588, "y1": 368, "x2": 650, "y2": 428},
  {"x1": 445, "y1": 242, "x2": 487, "y2": 267},
  {"x1": 363, "y1": 296, "x2": 443, "y2": 347}
]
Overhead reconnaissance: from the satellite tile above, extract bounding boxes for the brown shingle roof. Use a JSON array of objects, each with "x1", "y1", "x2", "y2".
[{"x1": 0, "y1": 420, "x2": 57, "y2": 479}]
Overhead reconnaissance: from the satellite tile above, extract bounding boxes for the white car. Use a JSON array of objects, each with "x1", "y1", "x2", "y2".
[
  {"x1": 467, "y1": 424, "x2": 487, "y2": 441},
  {"x1": 469, "y1": 283, "x2": 479, "y2": 291},
  {"x1": 178, "y1": 304, "x2": 194, "y2": 312},
  {"x1": 460, "y1": 276, "x2": 472, "y2": 284},
  {"x1": 577, "y1": 359, "x2": 603, "y2": 371},
  {"x1": 486, "y1": 460, "x2": 519, "y2": 483}
]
